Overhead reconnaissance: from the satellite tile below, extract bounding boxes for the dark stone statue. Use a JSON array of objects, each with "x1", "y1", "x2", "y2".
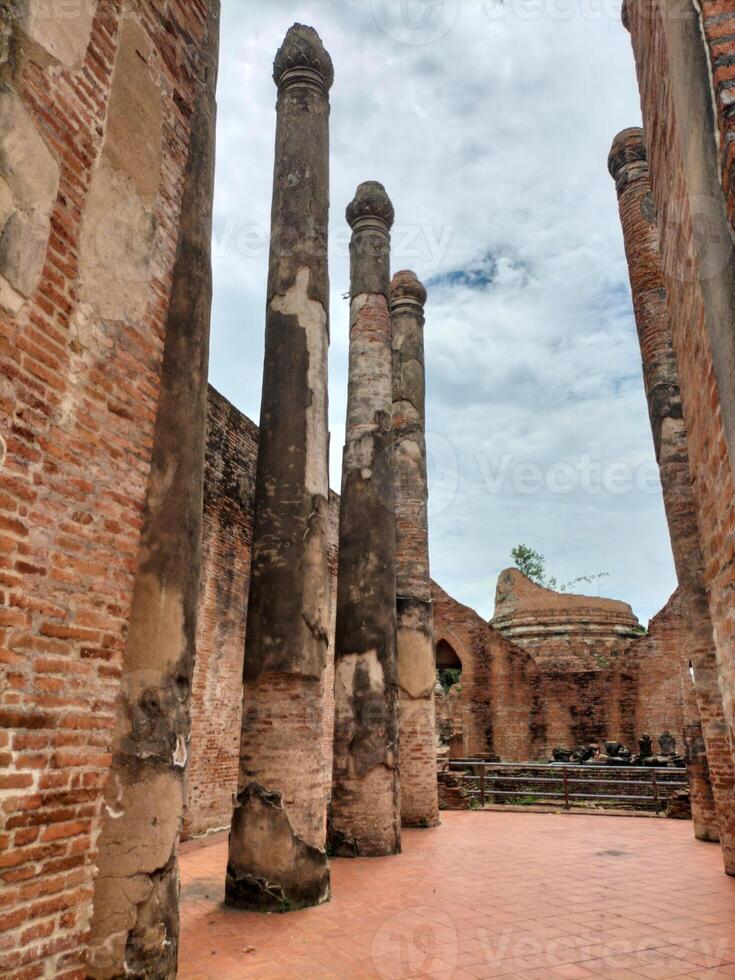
[{"x1": 658, "y1": 731, "x2": 676, "y2": 756}]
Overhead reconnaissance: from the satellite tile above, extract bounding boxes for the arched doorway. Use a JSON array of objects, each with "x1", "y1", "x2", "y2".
[
  {"x1": 436, "y1": 638, "x2": 462, "y2": 692},
  {"x1": 435, "y1": 638, "x2": 464, "y2": 758}
]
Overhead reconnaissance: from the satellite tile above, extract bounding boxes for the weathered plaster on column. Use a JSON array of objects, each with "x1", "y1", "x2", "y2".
[
  {"x1": 329, "y1": 182, "x2": 401, "y2": 858},
  {"x1": 226, "y1": 24, "x2": 333, "y2": 912},
  {"x1": 392, "y1": 270, "x2": 440, "y2": 829},
  {"x1": 78, "y1": 14, "x2": 162, "y2": 322},
  {"x1": 22, "y1": 0, "x2": 96, "y2": 68},
  {"x1": 87, "y1": 3, "x2": 220, "y2": 975},
  {"x1": 0, "y1": 91, "x2": 59, "y2": 313}
]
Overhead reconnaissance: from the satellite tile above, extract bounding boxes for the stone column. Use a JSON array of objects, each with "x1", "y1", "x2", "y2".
[
  {"x1": 684, "y1": 716, "x2": 719, "y2": 838},
  {"x1": 226, "y1": 24, "x2": 333, "y2": 911},
  {"x1": 391, "y1": 271, "x2": 440, "y2": 829},
  {"x1": 87, "y1": 3, "x2": 220, "y2": 976},
  {"x1": 609, "y1": 128, "x2": 735, "y2": 870},
  {"x1": 329, "y1": 182, "x2": 401, "y2": 857}
]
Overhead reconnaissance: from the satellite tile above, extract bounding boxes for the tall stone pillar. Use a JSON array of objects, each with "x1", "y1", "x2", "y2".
[
  {"x1": 226, "y1": 24, "x2": 333, "y2": 911},
  {"x1": 391, "y1": 271, "x2": 440, "y2": 829},
  {"x1": 329, "y1": 182, "x2": 401, "y2": 857},
  {"x1": 609, "y1": 128, "x2": 735, "y2": 871},
  {"x1": 87, "y1": 4, "x2": 220, "y2": 976}
]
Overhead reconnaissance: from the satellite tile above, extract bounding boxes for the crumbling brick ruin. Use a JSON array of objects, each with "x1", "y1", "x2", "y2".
[
  {"x1": 608, "y1": 124, "x2": 735, "y2": 863},
  {"x1": 1, "y1": 2, "x2": 219, "y2": 976},
  {"x1": 432, "y1": 573, "x2": 689, "y2": 763},
  {"x1": 182, "y1": 414, "x2": 693, "y2": 831},
  {"x1": 4, "y1": 1, "x2": 735, "y2": 977}
]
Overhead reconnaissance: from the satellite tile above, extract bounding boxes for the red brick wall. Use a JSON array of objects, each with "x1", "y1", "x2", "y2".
[
  {"x1": 184, "y1": 388, "x2": 257, "y2": 839},
  {"x1": 632, "y1": 591, "x2": 691, "y2": 745},
  {"x1": 0, "y1": 3, "x2": 209, "y2": 975},
  {"x1": 625, "y1": 0, "x2": 735, "y2": 869},
  {"x1": 699, "y1": 1, "x2": 735, "y2": 238},
  {"x1": 491, "y1": 569, "x2": 643, "y2": 672},
  {"x1": 183, "y1": 396, "x2": 340, "y2": 841},
  {"x1": 433, "y1": 583, "x2": 688, "y2": 761}
]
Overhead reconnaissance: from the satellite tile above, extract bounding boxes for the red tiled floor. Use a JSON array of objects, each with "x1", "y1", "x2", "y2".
[{"x1": 179, "y1": 811, "x2": 735, "y2": 979}]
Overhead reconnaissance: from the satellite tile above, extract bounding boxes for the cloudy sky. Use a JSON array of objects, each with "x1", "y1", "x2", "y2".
[{"x1": 209, "y1": 0, "x2": 677, "y2": 625}]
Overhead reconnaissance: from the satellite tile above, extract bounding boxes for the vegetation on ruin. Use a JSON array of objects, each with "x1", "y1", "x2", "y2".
[
  {"x1": 511, "y1": 544, "x2": 610, "y2": 595},
  {"x1": 438, "y1": 667, "x2": 462, "y2": 692}
]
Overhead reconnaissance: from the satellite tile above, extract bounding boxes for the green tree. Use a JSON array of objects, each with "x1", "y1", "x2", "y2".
[
  {"x1": 511, "y1": 545, "x2": 610, "y2": 595},
  {"x1": 437, "y1": 667, "x2": 461, "y2": 693},
  {"x1": 511, "y1": 544, "x2": 547, "y2": 584}
]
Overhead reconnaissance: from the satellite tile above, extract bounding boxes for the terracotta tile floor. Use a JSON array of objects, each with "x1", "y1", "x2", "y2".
[{"x1": 179, "y1": 811, "x2": 735, "y2": 979}]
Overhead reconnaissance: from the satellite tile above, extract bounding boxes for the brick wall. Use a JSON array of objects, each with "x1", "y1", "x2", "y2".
[
  {"x1": 183, "y1": 394, "x2": 340, "y2": 841},
  {"x1": 699, "y1": 1, "x2": 735, "y2": 242},
  {"x1": 0, "y1": 2, "x2": 209, "y2": 975},
  {"x1": 632, "y1": 591, "x2": 691, "y2": 745},
  {"x1": 625, "y1": 0, "x2": 735, "y2": 868},
  {"x1": 433, "y1": 582, "x2": 688, "y2": 762},
  {"x1": 184, "y1": 388, "x2": 257, "y2": 839}
]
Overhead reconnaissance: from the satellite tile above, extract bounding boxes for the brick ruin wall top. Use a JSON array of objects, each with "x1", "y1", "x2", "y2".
[
  {"x1": 433, "y1": 579, "x2": 687, "y2": 763},
  {"x1": 491, "y1": 568, "x2": 643, "y2": 670}
]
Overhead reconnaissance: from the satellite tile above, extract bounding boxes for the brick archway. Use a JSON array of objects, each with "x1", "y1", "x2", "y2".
[{"x1": 436, "y1": 637, "x2": 463, "y2": 671}]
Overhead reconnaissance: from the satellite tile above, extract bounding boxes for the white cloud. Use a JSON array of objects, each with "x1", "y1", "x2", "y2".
[{"x1": 210, "y1": 0, "x2": 676, "y2": 625}]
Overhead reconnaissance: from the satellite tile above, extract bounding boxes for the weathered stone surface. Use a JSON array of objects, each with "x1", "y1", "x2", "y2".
[
  {"x1": 273, "y1": 22, "x2": 334, "y2": 93},
  {"x1": 86, "y1": 771, "x2": 184, "y2": 979},
  {"x1": 0, "y1": 208, "x2": 48, "y2": 294},
  {"x1": 103, "y1": 15, "x2": 164, "y2": 198},
  {"x1": 79, "y1": 16, "x2": 162, "y2": 321},
  {"x1": 227, "y1": 784, "x2": 330, "y2": 912},
  {"x1": 80, "y1": 163, "x2": 157, "y2": 320},
  {"x1": 227, "y1": 23, "x2": 332, "y2": 910},
  {"x1": 0, "y1": 90, "x2": 59, "y2": 311},
  {"x1": 609, "y1": 125, "x2": 735, "y2": 871},
  {"x1": 0, "y1": 176, "x2": 13, "y2": 226},
  {"x1": 0, "y1": 91, "x2": 60, "y2": 209},
  {"x1": 0, "y1": 0, "x2": 218, "y2": 974},
  {"x1": 330, "y1": 181, "x2": 401, "y2": 857},
  {"x1": 392, "y1": 269, "x2": 439, "y2": 829},
  {"x1": 240, "y1": 24, "x2": 332, "y2": 685},
  {"x1": 87, "y1": 2, "x2": 220, "y2": 975},
  {"x1": 22, "y1": 0, "x2": 96, "y2": 68}
]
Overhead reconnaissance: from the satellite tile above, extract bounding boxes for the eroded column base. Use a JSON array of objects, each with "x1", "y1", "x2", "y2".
[
  {"x1": 328, "y1": 766, "x2": 401, "y2": 857},
  {"x1": 225, "y1": 783, "x2": 330, "y2": 912},
  {"x1": 683, "y1": 720, "x2": 721, "y2": 845}
]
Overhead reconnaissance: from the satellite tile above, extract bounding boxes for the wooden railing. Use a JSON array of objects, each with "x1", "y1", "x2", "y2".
[{"x1": 445, "y1": 760, "x2": 688, "y2": 813}]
